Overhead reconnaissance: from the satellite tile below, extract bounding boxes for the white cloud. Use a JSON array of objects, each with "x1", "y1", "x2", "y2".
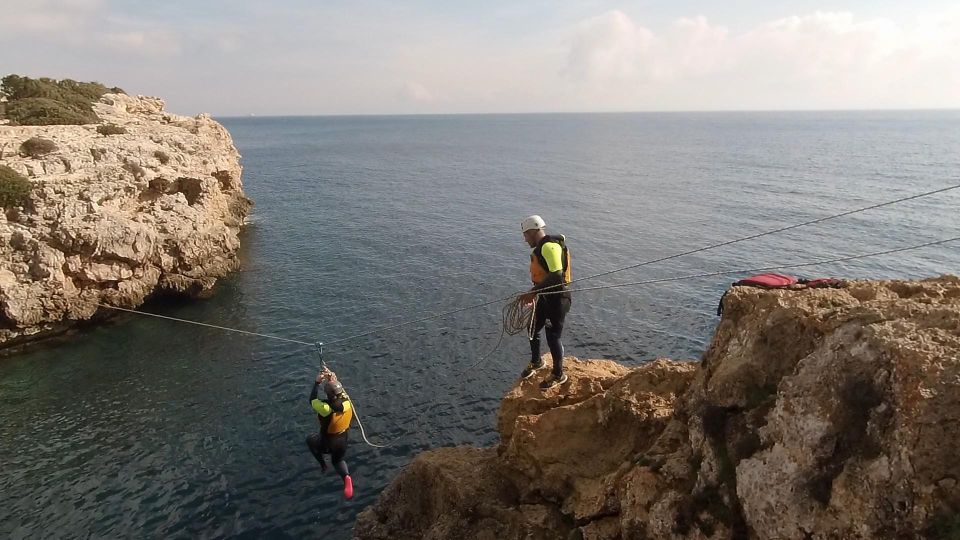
[
  {"x1": 564, "y1": 9, "x2": 960, "y2": 109},
  {"x1": 2, "y1": 2, "x2": 957, "y2": 113},
  {"x1": 399, "y1": 81, "x2": 437, "y2": 103},
  {"x1": 565, "y1": 11, "x2": 655, "y2": 83}
]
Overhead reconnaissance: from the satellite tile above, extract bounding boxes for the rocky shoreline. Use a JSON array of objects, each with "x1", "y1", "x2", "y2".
[
  {"x1": 354, "y1": 276, "x2": 960, "y2": 539},
  {"x1": 0, "y1": 93, "x2": 251, "y2": 351}
]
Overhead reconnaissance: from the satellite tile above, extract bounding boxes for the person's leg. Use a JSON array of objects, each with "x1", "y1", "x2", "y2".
[
  {"x1": 522, "y1": 299, "x2": 549, "y2": 378},
  {"x1": 529, "y1": 298, "x2": 548, "y2": 364},
  {"x1": 545, "y1": 296, "x2": 571, "y2": 377},
  {"x1": 306, "y1": 433, "x2": 328, "y2": 471},
  {"x1": 329, "y1": 434, "x2": 353, "y2": 499},
  {"x1": 329, "y1": 437, "x2": 350, "y2": 479}
]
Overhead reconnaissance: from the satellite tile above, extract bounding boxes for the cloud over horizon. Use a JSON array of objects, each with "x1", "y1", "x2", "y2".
[
  {"x1": 1, "y1": 1, "x2": 957, "y2": 115},
  {"x1": 564, "y1": 9, "x2": 960, "y2": 110}
]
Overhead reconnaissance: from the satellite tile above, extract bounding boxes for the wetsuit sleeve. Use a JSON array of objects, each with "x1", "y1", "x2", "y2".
[
  {"x1": 312, "y1": 397, "x2": 333, "y2": 416},
  {"x1": 309, "y1": 382, "x2": 320, "y2": 403},
  {"x1": 540, "y1": 242, "x2": 564, "y2": 273}
]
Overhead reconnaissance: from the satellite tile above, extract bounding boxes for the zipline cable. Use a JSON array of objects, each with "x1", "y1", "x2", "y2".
[
  {"x1": 93, "y1": 235, "x2": 958, "y2": 447},
  {"x1": 384, "y1": 234, "x2": 960, "y2": 446},
  {"x1": 93, "y1": 303, "x2": 313, "y2": 346},
  {"x1": 460, "y1": 235, "x2": 960, "y2": 376},
  {"x1": 93, "y1": 183, "x2": 960, "y2": 350},
  {"x1": 320, "y1": 182, "x2": 960, "y2": 346},
  {"x1": 540, "y1": 235, "x2": 960, "y2": 297},
  {"x1": 557, "y1": 182, "x2": 960, "y2": 290}
]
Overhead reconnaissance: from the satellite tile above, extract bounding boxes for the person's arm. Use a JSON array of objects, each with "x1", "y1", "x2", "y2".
[
  {"x1": 309, "y1": 368, "x2": 335, "y2": 405},
  {"x1": 312, "y1": 397, "x2": 333, "y2": 416}
]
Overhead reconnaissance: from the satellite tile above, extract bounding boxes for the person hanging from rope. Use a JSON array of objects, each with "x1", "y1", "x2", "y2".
[
  {"x1": 306, "y1": 367, "x2": 355, "y2": 500},
  {"x1": 519, "y1": 215, "x2": 573, "y2": 389}
]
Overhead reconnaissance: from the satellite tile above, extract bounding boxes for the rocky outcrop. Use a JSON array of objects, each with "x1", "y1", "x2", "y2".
[
  {"x1": 0, "y1": 93, "x2": 251, "y2": 349},
  {"x1": 354, "y1": 276, "x2": 960, "y2": 539}
]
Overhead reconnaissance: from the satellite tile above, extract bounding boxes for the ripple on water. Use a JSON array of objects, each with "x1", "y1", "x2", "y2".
[{"x1": 2, "y1": 111, "x2": 959, "y2": 538}]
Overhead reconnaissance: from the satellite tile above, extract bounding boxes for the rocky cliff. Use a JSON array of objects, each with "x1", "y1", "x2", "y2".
[
  {"x1": 0, "y1": 93, "x2": 251, "y2": 350},
  {"x1": 354, "y1": 276, "x2": 960, "y2": 539}
]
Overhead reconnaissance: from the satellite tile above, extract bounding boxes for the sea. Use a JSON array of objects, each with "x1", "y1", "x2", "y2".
[{"x1": 1, "y1": 111, "x2": 958, "y2": 538}]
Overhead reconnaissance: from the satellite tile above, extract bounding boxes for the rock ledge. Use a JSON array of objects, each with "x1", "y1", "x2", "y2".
[
  {"x1": 0, "y1": 93, "x2": 251, "y2": 349},
  {"x1": 355, "y1": 276, "x2": 960, "y2": 540}
]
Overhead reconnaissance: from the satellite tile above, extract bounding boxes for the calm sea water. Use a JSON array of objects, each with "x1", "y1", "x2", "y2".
[{"x1": 2, "y1": 112, "x2": 959, "y2": 538}]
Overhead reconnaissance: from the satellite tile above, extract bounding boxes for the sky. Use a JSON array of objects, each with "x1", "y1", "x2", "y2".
[{"x1": 1, "y1": 0, "x2": 958, "y2": 116}]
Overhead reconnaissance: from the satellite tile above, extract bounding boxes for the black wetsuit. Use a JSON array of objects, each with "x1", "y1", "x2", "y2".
[
  {"x1": 530, "y1": 237, "x2": 572, "y2": 377},
  {"x1": 305, "y1": 383, "x2": 350, "y2": 479}
]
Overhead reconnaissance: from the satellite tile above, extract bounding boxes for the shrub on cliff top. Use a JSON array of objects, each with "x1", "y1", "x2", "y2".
[
  {"x1": 19, "y1": 137, "x2": 59, "y2": 158},
  {"x1": 0, "y1": 165, "x2": 31, "y2": 208},
  {"x1": 4, "y1": 97, "x2": 99, "y2": 125},
  {"x1": 0, "y1": 74, "x2": 124, "y2": 126}
]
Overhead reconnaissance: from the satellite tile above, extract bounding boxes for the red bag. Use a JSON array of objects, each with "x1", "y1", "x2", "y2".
[{"x1": 732, "y1": 273, "x2": 799, "y2": 288}]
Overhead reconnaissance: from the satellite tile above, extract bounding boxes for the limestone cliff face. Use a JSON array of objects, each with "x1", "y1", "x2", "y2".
[
  {"x1": 354, "y1": 276, "x2": 960, "y2": 540},
  {"x1": 0, "y1": 93, "x2": 251, "y2": 349}
]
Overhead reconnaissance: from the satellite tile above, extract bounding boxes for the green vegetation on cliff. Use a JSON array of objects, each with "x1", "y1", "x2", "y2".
[
  {"x1": 0, "y1": 75, "x2": 124, "y2": 126},
  {"x1": 0, "y1": 165, "x2": 31, "y2": 208}
]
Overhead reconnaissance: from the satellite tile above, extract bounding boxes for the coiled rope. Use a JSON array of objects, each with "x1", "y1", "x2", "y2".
[
  {"x1": 453, "y1": 295, "x2": 535, "y2": 377},
  {"x1": 503, "y1": 295, "x2": 536, "y2": 336}
]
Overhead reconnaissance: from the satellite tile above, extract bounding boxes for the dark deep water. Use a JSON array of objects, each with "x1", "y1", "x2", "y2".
[{"x1": 2, "y1": 111, "x2": 958, "y2": 538}]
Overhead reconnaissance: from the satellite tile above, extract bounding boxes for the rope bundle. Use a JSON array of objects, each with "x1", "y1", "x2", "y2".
[{"x1": 502, "y1": 294, "x2": 536, "y2": 336}]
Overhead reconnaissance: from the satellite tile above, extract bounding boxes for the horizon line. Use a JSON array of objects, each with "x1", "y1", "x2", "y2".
[{"x1": 209, "y1": 106, "x2": 960, "y2": 119}]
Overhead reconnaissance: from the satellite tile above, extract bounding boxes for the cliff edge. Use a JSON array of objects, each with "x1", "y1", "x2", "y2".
[
  {"x1": 355, "y1": 276, "x2": 960, "y2": 539},
  {"x1": 0, "y1": 93, "x2": 251, "y2": 349}
]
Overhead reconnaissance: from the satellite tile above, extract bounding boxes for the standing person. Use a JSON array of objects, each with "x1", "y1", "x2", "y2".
[
  {"x1": 306, "y1": 368, "x2": 355, "y2": 500},
  {"x1": 518, "y1": 215, "x2": 572, "y2": 389}
]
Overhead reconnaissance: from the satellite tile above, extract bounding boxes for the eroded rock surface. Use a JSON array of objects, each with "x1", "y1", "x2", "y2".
[
  {"x1": 0, "y1": 93, "x2": 251, "y2": 348},
  {"x1": 355, "y1": 276, "x2": 960, "y2": 539}
]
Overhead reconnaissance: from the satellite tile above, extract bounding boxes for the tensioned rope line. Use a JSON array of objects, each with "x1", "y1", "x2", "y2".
[
  {"x1": 551, "y1": 182, "x2": 960, "y2": 291},
  {"x1": 363, "y1": 234, "x2": 960, "y2": 446},
  {"x1": 537, "y1": 235, "x2": 960, "y2": 297},
  {"x1": 320, "y1": 182, "x2": 960, "y2": 346},
  {"x1": 92, "y1": 183, "x2": 960, "y2": 351},
  {"x1": 92, "y1": 303, "x2": 402, "y2": 446},
  {"x1": 92, "y1": 236, "x2": 957, "y2": 448},
  {"x1": 461, "y1": 235, "x2": 960, "y2": 374},
  {"x1": 93, "y1": 303, "x2": 314, "y2": 346}
]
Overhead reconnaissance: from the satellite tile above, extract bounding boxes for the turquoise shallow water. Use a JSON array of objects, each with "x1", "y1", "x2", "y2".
[{"x1": 1, "y1": 111, "x2": 959, "y2": 538}]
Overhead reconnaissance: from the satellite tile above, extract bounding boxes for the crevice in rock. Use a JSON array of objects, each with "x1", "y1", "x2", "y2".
[
  {"x1": 677, "y1": 405, "x2": 751, "y2": 538},
  {"x1": 807, "y1": 376, "x2": 886, "y2": 506},
  {"x1": 212, "y1": 170, "x2": 234, "y2": 191},
  {"x1": 175, "y1": 177, "x2": 203, "y2": 205}
]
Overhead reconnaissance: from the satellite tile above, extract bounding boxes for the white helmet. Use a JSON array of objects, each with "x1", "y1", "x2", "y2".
[{"x1": 521, "y1": 215, "x2": 546, "y2": 232}]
